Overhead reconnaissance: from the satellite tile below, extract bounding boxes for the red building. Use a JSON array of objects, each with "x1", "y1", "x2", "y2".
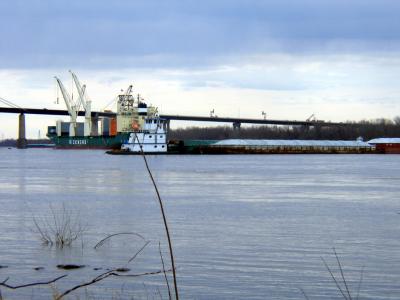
[{"x1": 368, "y1": 138, "x2": 400, "y2": 154}]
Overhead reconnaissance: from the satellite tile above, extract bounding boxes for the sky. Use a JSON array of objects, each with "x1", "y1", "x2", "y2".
[{"x1": 1, "y1": 0, "x2": 400, "y2": 138}]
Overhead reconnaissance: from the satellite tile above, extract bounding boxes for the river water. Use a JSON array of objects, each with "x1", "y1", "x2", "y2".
[{"x1": 0, "y1": 149, "x2": 399, "y2": 299}]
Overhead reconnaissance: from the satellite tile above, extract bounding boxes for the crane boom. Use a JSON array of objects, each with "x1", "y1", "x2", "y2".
[
  {"x1": 70, "y1": 71, "x2": 93, "y2": 136},
  {"x1": 55, "y1": 77, "x2": 74, "y2": 114},
  {"x1": 70, "y1": 71, "x2": 90, "y2": 111},
  {"x1": 125, "y1": 85, "x2": 133, "y2": 96},
  {"x1": 54, "y1": 76, "x2": 78, "y2": 136}
]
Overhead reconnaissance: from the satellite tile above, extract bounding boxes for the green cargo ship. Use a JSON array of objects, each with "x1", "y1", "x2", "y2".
[
  {"x1": 47, "y1": 131, "x2": 130, "y2": 149},
  {"x1": 49, "y1": 73, "x2": 158, "y2": 150}
]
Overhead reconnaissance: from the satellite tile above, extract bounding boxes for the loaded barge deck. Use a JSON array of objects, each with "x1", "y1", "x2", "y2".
[{"x1": 176, "y1": 139, "x2": 376, "y2": 154}]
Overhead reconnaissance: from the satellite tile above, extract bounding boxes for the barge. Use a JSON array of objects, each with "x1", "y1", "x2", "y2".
[
  {"x1": 368, "y1": 138, "x2": 400, "y2": 154},
  {"x1": 108, "y1": 138, "x2": 377, "y2": 155},
  {"x1": 166, "y1": 139, "x2": 376, "y2": 154}
]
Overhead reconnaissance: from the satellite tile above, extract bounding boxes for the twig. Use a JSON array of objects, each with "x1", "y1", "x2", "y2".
[
  {"x1": 321, "y1": 257, "x2": 349, "y2": 300},
  {"x1": 94, "y1": 232, "x2": 146, "y2": 249},
  {"x1": 156, "y1": 287, "x2": 163, "y2": 300},
  {"x1": 333, "y1": 248, "x2": 352, "y2": 300},
  {"x1": 33, "y1": 216, "x2": 53, "y2": 246},
  {"x1": 55, "y1": 270, "x2": 113, "y2": 300},
  {"x1": 0, "y1": 275, "x2": 67, "y2": 290},
  {"x1": 159, "y1": 242, "x2": 172, "y2": 300},
  {"x1": 55, "y1": 269, "x2": 172, "y2": 299},
  {"x1": 133, "y1": 132, "x2": 179, "y2": 300},
  {"x1": 128, "y1": 240, "x2": 151, "y2": 263},
  {"x1": 356, "y1": 266, "x2": 365, "y2": 300},
  {"x1": 32, "y1": 203, "x2": 86, "y2": 248},
  {"x1": 143, "y1": 282, "x2": 149, "y2": 300},
  {"x1": 298, "y1": 287, "x2": 310, "y2": 300},
  {"x1": 322, "y1": 249, "x2": 366, "y2": 300}
]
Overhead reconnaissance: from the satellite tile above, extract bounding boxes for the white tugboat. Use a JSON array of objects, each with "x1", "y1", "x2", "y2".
[{"x1": 120, "y1": 117, "x2": 168, "y2": 153}]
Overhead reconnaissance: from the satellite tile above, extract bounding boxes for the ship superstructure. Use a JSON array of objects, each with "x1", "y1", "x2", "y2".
[
  {"x1": 120, "y1": 117, "x2": 168, "y2": 153},
  {"x1": 116, "y1": 85, "x2": 158, "y2": 132}
]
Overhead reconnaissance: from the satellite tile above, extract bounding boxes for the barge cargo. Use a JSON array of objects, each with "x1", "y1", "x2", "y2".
[{"x1": 174, "y1": 139, "x2": 376, "y2": 154}]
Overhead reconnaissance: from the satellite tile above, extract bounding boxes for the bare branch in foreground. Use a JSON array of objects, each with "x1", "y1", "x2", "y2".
[
  {"x1": 321, "y1": 248, "x2": 366, "y2": 300},
  {"x1": 159, "y1": 242, "x2": 172, "y2": 300},
  {"x1": 332, "y1": 248, "x2": 352, "y2": 300},
  {"x1": 0, "y1": 275, "x2": 67, "y2": 290},
  {"x1": 32, "y1": 203, "x2": 87, "y2": 248},
  {"x1": 356, "y1": 266, "x2": 365, "y2": 300},
  {"x1": 133, "y1": 132, "x2": 179, "y2": 300},
  {"x1": 128, "y1": 240, "x2": 151, "y2": 264},
  {"x1": 55, "y1": 269, "x2": 172, "y2": 300},
  {"x1": 298, "y1": 287, "x2": 310, "y2": 300},
  {"x1": 321, "y1": 257, "x2": 349, "y2": 300},
  {"x1": 94, "y1": 232, "x2": 146, "y2": 249}
]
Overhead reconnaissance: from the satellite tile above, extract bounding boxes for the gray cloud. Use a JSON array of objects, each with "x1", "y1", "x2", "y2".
[{"x1": 1, "y1": 0, "x2": 400, "y2": 69}]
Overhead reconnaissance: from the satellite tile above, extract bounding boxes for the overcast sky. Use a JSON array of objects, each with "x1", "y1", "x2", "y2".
[{"x1": 1, "y1": 0, "x2": 400, "y2": 138}]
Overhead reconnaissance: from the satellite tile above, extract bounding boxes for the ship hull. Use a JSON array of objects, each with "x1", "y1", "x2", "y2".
[{"x1": 48, "y1": 133, "x2": 130, "y2": 149}]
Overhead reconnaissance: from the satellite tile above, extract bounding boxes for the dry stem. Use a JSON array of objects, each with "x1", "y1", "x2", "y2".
[
  {"x1": 0, "y1": 275, "x2": 67, "y2": 290},
  {"x1": 133, "y1": 132, "x2": 179, "y2": 299},
  {"x1": 55, "y1": 269, "x2": 172, "y2": 299},
  {"x1": 159, "y1": 241, "x2": 172, "y2": 300},
  {"x1": 33, "y1": 203, "x2": 86, "y2": 248},
  {"x1": 94, "y1": 232, "x2": 146, "y2": 249}
]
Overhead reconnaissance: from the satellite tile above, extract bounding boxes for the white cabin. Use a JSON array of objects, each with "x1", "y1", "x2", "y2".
[{"x1": 121, "y1": 118, "x2": 168, "y2": 153}]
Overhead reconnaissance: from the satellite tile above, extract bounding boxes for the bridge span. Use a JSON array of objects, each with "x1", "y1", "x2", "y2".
[
  {"x1": 0, "y1": 106, "x2": 347, "y2": 148},
  {"x1": 0, "y1": 106, "x2": 345, "y2": 126},
  {"x1": 0, "y1": 107, "x2": 114, "y2": 117}
]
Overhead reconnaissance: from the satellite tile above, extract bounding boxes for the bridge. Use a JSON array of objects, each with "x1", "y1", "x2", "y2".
[
  {"x1": 0, "y1": 106, "x2": 346, "y2": 148},
  {"x1": 159, "y1": 114, "x2": 342, "y2": 127},
  {"x1": 0, "y1": 107, "x2": 115, "y2": 117},
  {"x1": 0, "y1": 106, "x2": 343, "y2": 126}
]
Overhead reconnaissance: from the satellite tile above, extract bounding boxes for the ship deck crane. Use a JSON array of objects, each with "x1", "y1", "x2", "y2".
[
  {"x1": 54, "y1": 76, "x2": 79, "y2": 136},
  {"x1": 124, "y1": 85, "x2": 133, "y2": 96},
  {"x1": 70, "y1": 71, "x2": 92, "y2": 136},
  {"x1": 306, "y1": 114, "x2": 316, "y2": 122}
]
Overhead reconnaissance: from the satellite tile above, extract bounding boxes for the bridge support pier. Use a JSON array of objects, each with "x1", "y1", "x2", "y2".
[
  {"x1": 16, "y1": 113, "x2": 27, "y2": 149},
  {"x1": 233, "y1": 121, "x2": 241, "y2": 130},
  {"x1": 232, "y1": 121, "x2": 241, "y2": 138}
]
